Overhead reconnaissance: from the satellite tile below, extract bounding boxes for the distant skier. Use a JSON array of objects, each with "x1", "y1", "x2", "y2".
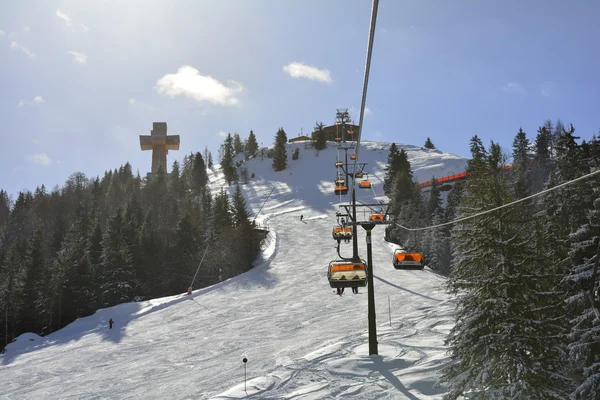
[
  {"x1": 300, "y1": 214, "x2": 304, "y2": 222},
  {"x1": 109, "y1": 318, "x2": 114, "y2": 330}
]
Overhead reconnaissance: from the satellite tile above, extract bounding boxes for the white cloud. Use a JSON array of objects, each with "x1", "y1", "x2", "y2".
[
  {"x1": 56, "y1": 10, "x2": 89, "y2": 33},
  {"x1": 128, "y1": 97, "x2": 154, "y2": 110},
  {"x1": 10, "y1": 41, "x2": 35, "y2": 58},
  {"x1": 67, "y1": 50, "x2": 88, "y2": 64},
  {"x1": 348, "y1": 106, "x2": 372, "y2": 119},
  {"x1": 218, "y1": 131, "x2": 228, "y2": 137},
  {"x1": 283, "y1": 62, "x2": 332, "y2": 83},
  {"x1": 18, "y1": 96, "x2": 44, "y2": 107},
  {"x1": 155, "y1": 65, "x2": 245, "y2": 106},
  {"x1": 540, "y1": 82, "x2": 553, "y2": 97},
  {"x1": 22, "y1": 25, "x2": 30, "y2": 33},
  {"x1": 25, "y1": 153, "x2": 52, "y2": 166},
  {"x1": 502, "y1": 82, "x2": 526, "y2": 94},
  {"x1": 56, "y1": 10, "x2": 71, "y2": 23}
]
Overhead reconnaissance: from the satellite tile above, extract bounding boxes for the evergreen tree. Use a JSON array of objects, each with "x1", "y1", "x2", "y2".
[
  {"x1": 272, "y1": 128, "x2": 288, "y2": 172},
  {"x1": 192, "y1": 152, "x2": 209, "y2": 194},
  {"x1": 511, "y1": 127, "x2": 532, "y2": 199},
  {"x1": 204, "y1": 146, "x2": 210, "y2": 167},
  {"x1": 383, "y1": 143, "x2": 399, "y2": 195},
  {"x1": 245, "y1": 130, "x2": 259, "y2": 159},
  {"x1": 220, "y1": 134, "x2": 236, "y2": 185},
  {"x1": 427, "y1": 177, "x2": 442, "y2": 221},
  {"x1": 21, "y1": 228, "x2": 50, "y2": 334},
  {"x1": 212, "y1": 189, "x2": 233, "y2": 233},
  {"x1": 167, "y1": 214, "x2": 200, "y2": 293},
  {"x1": 54, "y1": 211, "x2": 94, "y2": 325},
  {"x1": 98, "y1": 209, "x2": 135, "y2": 308},
  {"x1": 233, "y1": 133, "x2": 244, "y2": 155},
  {"x1": 568, "y1": 194, "x2": 600, "y2": 399},
  {"x1": 441, "y1": 141, "x2": 573, "y2": 399},
  {"x1": 0, "y1": 189, "x2": 10, "y2": 229},
  {"x1": 231, "y1": 185, "x2": 251, "y2": 227},
  {"x1": 314, "y1": 122, "x2": 327, "y2": 151},
  {"x1": 208, "y1": 151, "x2": 214, "y2": 169},
  {"x1": 424, "y1": 137, "x2": 435, "y2": 149},
  {"x1": 0, "y1": 240, "x2": 26, "y2": 349},
  {"x1": 292, "y1": 147, "x2": 300, "y2": 160},
  {"x1": 169, "y1": 160, "x2": 185, "y2": 201}
]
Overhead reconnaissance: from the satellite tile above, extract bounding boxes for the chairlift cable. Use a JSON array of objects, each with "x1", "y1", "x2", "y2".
[{"x1": 393, "y1": 168, "x2": 600, "y2": 232}]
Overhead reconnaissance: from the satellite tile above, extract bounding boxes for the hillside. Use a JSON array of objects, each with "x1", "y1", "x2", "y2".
[{"x1": 1, "y1": 141, "x2": 468, "y2": 399}]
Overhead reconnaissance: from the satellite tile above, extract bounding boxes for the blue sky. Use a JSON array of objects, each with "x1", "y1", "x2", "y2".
[{"x1": 1, "y1": 0, "x2": 599, "y2": 199}]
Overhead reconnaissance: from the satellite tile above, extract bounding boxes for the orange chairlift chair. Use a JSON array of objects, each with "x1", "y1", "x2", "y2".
[
  {"x1": 334, "y1": 185, "x2": 348, "y2": 196},
  {"x1": 332, "y1": 226, "x2": 353, "y2": 241},
  {"x1": 359, "y1": 178, "x2": 372, "y2": 189},
  {"x1": 392, "y1": 249, "x2": 424, "y2": 270},
  {"x1": 327, "y1": 260, "x2": 367, "y2": 289}
]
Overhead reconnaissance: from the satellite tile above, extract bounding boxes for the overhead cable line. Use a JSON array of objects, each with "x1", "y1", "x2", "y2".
[{"x1": 393, "y1": 167, "x2": 600, "y2": 232}]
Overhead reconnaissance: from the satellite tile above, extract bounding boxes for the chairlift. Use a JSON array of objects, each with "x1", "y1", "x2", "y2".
[
  {"x1": 335, "y1": 161, "x2": 344, "y2": 168},
  {"x1": 359, "y1": 180, "x2": 371, "y2": 189},
  {"x1": 327, "y1": 260, "x2": 367, "y2": 290},
  {"x1": 332, "y1": 226, "x2": 353, "y2": 241},
  {"x1": 350, "y1": 154, "x2": 356, "y2": 160},
  {"x1": 334, "y1": 185, "x2": 348, "y2": 195},
  {"x1": 335, "y1": 137, "x2": 342, "y2": 142},
  {"x1": 354, "y1": 171, "x2": 364, "y2": 178},
  {"x1": 392, "y1": 249, "x2": 424, "y2": 270},
  {"x1": 370, "y1": 213, "x2": 385, "y2": 221},
  {"x1": 335, "y1": 178, "x2": 346, "y2": 186}
]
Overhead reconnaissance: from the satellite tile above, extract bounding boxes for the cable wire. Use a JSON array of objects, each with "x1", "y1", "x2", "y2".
[
  {"x1": 351, "y1": 0, "x2": 379, "y2": 186},
  {"x1": 393, "y1": 168, "x2": 600, "y2": 232}
]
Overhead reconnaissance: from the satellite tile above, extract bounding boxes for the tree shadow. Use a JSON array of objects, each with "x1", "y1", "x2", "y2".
[
  {"x1": 366, "y1": 355, "x2": 421, "y2": 400},
  {"x1": 374, "y1": 275, "x2": 444, "y2": 302}
]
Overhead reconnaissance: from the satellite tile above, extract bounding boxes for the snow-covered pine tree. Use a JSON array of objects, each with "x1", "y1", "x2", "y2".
[
  {"x1": 568, "y1": 193, "x2": 600, "y2": 399},
  {"x1": 441, "y1": 139, "x2": 573, "y2": 399},
  {"x1": 511, "y1": 127, "x2": 532, "y2": 199}
]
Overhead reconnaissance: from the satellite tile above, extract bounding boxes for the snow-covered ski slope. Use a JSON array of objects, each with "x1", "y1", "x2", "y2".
[{"x1": 1, "y1": 141, "x2": 468, "y2": 399}]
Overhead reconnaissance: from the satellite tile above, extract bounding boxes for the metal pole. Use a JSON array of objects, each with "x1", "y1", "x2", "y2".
[
  {"x1": 388, "y1": 296, "x2": 391, "y2": 327},
  {"x1": 243, "y1": 357, "x2": 248, "y2": 393},
  {"x1": 365, "y1": 226, "x2": 378, "y2": 355},
  {"x1": 352, "y1": 187, "x2": 358, "y2": 260}
]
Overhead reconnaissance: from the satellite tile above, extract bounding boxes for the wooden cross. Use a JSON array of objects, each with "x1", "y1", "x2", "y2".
[{"x1": 139, "y1": 122, "x2": 180, "y2": 174}]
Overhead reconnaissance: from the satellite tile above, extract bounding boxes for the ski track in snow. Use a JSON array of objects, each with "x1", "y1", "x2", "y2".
[{"x1": 1, "y1": 141, "x2": 466, "y2": 399}]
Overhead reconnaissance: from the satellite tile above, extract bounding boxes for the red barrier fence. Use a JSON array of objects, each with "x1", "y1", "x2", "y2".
[{"x1": 418, "y1": 165, "x2": 513, "y2": 188}]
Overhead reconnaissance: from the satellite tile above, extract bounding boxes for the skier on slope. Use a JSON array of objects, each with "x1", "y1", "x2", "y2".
[
  {"x1": 109, "y1": 318, "x2": 114, "y2": 329},
  {"x1": 300, "y1": 214, "x2": 303, "y2": 222}
]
